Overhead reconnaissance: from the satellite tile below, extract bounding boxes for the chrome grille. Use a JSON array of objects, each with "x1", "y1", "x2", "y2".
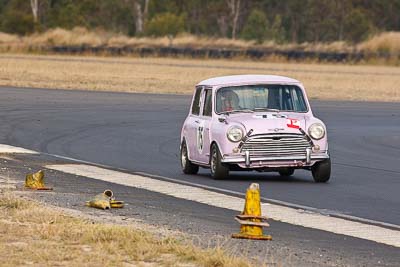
[{"x1": 240, "y1": 134, "x2": 311, "y2": 157}]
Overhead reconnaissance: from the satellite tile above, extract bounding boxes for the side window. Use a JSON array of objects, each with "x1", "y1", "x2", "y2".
[
  {"x1": 191, "y1": 87, "x2": 202, "y2": 115},
  {"x1": 202, "y1": 89, "x2": 212, "y2": 117},
  {"x1": 292, "y1": 87, "x2": 307, "y2": 111}
]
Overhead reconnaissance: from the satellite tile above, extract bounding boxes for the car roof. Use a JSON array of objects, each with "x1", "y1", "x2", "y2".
[{"x1": 197, "y1": 75, "x2": 300, "y2": 87}]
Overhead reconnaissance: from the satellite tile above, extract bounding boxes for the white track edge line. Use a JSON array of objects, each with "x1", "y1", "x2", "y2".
[{"x1": 0, "y1": 144, "x2": 38, "y2": 154}]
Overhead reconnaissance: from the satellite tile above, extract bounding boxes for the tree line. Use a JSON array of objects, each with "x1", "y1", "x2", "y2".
[{"x1": 1, "y1": 0, "x2": 400, "y2": 44}]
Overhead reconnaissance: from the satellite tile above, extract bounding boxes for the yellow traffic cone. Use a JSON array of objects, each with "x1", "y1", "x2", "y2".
[
  {"x1": 25, "y1": 170, "x2": 52, "y2": 190},
  {"x1": 110, "y1": 199, "x2": 124, "y2": 208},
  {"x1": 85, "y1": 190, "x2": 125, "y2": 209},
  {"x1": 232, "y1": 183, "x2": 272, "y2": 240},
  {"x1": 86, "y1": 190, "x2": 113, "y2": 210}
]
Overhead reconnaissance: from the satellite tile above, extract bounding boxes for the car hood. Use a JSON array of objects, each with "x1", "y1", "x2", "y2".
[{"x1": 224, "y1": 112, "x2": 308, "y2": 135}]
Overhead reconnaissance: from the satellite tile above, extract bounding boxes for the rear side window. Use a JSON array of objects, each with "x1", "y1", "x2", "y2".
[
  {"x1": 202, "y1": 89, "x2": 212, "y2": 117},
  {"x1": 191, "y1": 87, "x2": 202, "y2": 115}
]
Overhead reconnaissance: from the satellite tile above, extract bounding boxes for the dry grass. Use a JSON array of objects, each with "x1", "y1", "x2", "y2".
[
  {"x1": 359, "y1": 32, "x2": 400, "y2": 55},
  {"x1": 0, "y1": 27, "x2": 257, "y2": 50},
  {"x1": 27, "y1": 27, "x2": 107, "y2": 47},
  {"x1": 109, "y1": 33, "x2": 256, "y2": 49},
  {"x1": 0, "y1": 193, "x2": 253, "y2": 267},
  {"x1": 1, "y1": 27, "x2": 400, "y2": 54},
  {"x1": 0, "y1": 53, "x2": 399, "y2": 102},
  {"x1": 170, "y1": 34, "x2": 256, "y2": 49},
  {"x1": 0, "y1": 32, "x2": 21, "y2": 44}
]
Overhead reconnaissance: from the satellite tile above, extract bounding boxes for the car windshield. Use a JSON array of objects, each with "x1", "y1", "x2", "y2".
[{"x1": 216, "y1": 85, "x2": 308, "y2": 113}]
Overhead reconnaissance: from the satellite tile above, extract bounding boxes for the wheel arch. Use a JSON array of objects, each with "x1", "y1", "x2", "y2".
[
  {"x1": 181, "y1": 137, "x2": 193, "y2": 161},
  {"x1": 209, "y1": 140, "x2": 221, "y2": 164}
]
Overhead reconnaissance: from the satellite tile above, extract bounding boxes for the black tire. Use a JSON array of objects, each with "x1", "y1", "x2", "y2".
[
  {"x1": 210, "y1": 144, "x2": 229, "y2": 180},
  {"x1": 180, "y1": 141, "x2": 199, "y2": 174},
  {"x1": 278, "y1": 168, "x2": 295, "y2": 177},
  {"x1": 311, "y1": 158, "x2": 331, "y2": 183}
]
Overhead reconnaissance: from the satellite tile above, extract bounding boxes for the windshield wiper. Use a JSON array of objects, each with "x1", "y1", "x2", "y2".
[
  {"x1": 253, "y1": 107, "x2": 280, "y2": 113},
  {"x1": 221, "y1": 109, "x2": 254, "y2": 115}
]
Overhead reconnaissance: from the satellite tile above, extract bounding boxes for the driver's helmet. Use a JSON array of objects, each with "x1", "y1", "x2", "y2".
[{"x1": 221, "y1": 89, "x2": 239, "y2": 111}]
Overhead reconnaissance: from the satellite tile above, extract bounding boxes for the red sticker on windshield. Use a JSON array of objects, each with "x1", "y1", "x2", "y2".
[{"x1": 287, "y1": 118, "x2": 300, "y2": 129}]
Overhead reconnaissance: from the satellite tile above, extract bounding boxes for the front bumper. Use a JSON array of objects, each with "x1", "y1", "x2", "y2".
[{"x1": 221, "y1": 150, "x2": 329, "y2": 168}]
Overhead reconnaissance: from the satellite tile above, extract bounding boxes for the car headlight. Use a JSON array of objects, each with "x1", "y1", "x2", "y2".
[
  {"x1": 308, "y1": 123, "x2": 325, "y2": 140},
  {"x1": 227, "y1": 126, "x2": 243, "y2": 142}
]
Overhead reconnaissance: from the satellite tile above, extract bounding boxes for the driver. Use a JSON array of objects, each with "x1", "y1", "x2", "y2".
[{"x1": 221, "y1": 89, "x2": 240, "y2": 111}]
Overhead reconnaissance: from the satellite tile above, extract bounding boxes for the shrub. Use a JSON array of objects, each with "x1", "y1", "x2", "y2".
[
  {"x1": 270, "y1": 15, "x2": 285, "y2": 44},
  {"x1": 1, "y1": 10, "x2": 34, "y2": 35},
  {"x1": 241, "y1": 9, "x2": 269, "y2": 44},
  {"x1": 145, "y1": 13, "x2": 185, "y2": 37},
  {"x1": 344, "y1": 9, "x2": 373, "y2": 43}
]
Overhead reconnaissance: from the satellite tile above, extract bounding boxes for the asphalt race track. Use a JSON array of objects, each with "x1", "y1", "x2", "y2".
[
  {"x1": 0, "y1": 86, "x2": 399, "y2": 264},
  {"x1": 0, "y1": 87, "x2": 400, "y2": 266}
]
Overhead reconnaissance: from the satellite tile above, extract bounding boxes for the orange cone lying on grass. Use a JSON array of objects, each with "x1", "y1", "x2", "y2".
[{"x1": 232, "y1": 183, "x2": 272, "y2": 240}]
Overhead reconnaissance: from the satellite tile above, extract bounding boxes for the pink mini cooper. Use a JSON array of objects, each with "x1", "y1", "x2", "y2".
[{"x1": 180, "y1": 75, "x2": 331, "y2": 182}]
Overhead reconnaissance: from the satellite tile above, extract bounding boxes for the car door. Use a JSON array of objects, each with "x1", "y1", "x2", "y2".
[
  {"x1": 197, "y1": 88, "x2": 213, "y2": 164},
  {"x1": 185, "y1": 86, "x2": 203, "y2": 162}
]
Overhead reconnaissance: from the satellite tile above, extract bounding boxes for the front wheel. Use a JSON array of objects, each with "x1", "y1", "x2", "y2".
[
  {"x1": 210, "y1": 144, "x2": 229, "y2": 180},
  {"x1": 311, "y1": 158, "x2": 331, "y2": 183},
  {"x1": 180, "y1": 141, "x2": 199, "y2": 174}
]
